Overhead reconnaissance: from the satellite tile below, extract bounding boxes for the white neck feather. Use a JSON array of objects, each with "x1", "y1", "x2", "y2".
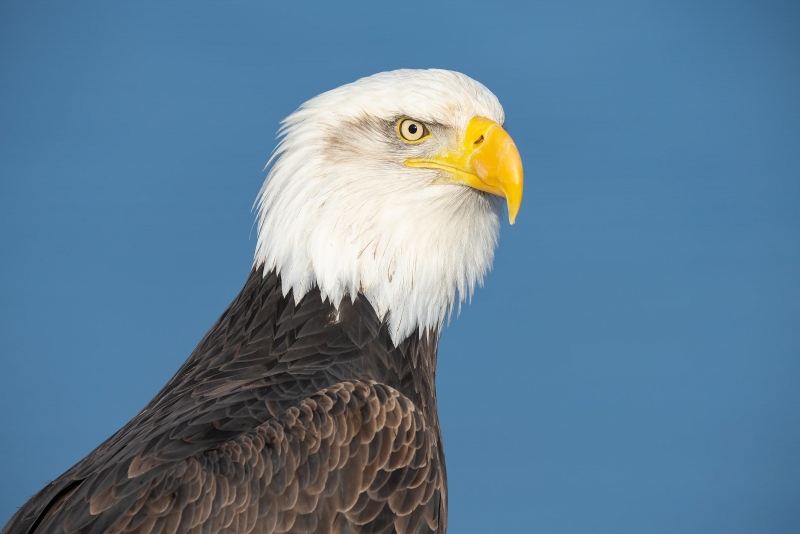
[{"x1": 253, "y1": 70, "x2": 505, "y2": 344}]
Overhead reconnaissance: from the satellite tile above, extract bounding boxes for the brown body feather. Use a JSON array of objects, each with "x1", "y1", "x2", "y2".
[{"x1": 2, "y1": 268, "x2": 446, "y2": 534}]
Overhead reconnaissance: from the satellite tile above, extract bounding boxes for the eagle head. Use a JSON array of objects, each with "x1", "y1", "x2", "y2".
[{"x1": 254, "y1": 69, "x2": 523, "y2": 343}]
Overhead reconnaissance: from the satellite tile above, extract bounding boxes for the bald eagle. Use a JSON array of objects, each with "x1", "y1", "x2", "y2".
[{"x1": 3, "y1": 69, "x2": 523, "y2": 534}]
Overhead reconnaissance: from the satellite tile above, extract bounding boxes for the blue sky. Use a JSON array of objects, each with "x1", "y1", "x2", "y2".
[{"x1": 1, "y1": 1, "x2": 798, "y2": 532}]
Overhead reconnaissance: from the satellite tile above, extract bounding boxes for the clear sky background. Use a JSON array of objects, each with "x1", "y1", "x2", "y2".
[{"x1": 1, "y1": 1, "x2": 798, "y2": 532}]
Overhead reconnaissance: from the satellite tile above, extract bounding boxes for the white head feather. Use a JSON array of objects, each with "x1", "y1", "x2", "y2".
[{"x1": 254, "y1": 69, "x2": 506, "y2": 343}]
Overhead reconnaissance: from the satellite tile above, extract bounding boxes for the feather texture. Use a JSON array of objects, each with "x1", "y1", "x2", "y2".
[{"x1": 2, "y1": 269, "x2": 446, "y2": 534}]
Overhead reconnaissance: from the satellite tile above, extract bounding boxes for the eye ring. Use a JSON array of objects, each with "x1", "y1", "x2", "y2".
[{"x1": 397, "y1": 118, "x2": 430, "y2": 143}]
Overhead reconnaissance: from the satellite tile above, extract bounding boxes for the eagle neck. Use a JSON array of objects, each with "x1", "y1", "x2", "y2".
[{"x1": 179, "y1": 267, "x2": 444, "y2": 434}]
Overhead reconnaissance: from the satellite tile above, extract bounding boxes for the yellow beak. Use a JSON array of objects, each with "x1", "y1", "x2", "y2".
[{"x1": 405, "y1": 117, "x2": 524, "y2": 224}]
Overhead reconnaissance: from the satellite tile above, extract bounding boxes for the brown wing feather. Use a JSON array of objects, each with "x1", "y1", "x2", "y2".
[
  {"x1": 3, "y1": 269, "x2": 446, "y2": 534},
  {"x1": 32, "y1": 382, "x2": 443, "y2": 534}
]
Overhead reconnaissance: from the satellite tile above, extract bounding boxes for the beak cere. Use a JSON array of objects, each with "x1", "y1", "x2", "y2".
[{"x1": 404, "y1": 117, "x2": 524, "y2": 224}]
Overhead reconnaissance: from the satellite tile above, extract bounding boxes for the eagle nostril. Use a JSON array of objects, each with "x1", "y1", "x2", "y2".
[{"x1": 473, "y1": 135, "x2": 484, "y2": 146}]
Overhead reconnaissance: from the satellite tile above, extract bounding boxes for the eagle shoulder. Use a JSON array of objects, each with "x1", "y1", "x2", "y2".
[{"x1": 22, "y1": 381, "x2": 444, "y2": 534}]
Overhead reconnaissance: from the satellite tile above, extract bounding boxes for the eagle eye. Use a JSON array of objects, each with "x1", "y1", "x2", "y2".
[{"x1": 398, "y1": 119, "x2": 430, "y2": 143}]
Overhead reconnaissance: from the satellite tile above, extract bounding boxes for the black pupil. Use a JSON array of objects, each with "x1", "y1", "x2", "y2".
[{"x1": 408, "y1": 123, "x2": 418, "y2": 135}]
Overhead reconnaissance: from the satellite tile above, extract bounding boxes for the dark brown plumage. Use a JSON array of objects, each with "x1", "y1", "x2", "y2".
[{"x1": 2, "y1": 268, "x2": 446, "y2": 534}]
